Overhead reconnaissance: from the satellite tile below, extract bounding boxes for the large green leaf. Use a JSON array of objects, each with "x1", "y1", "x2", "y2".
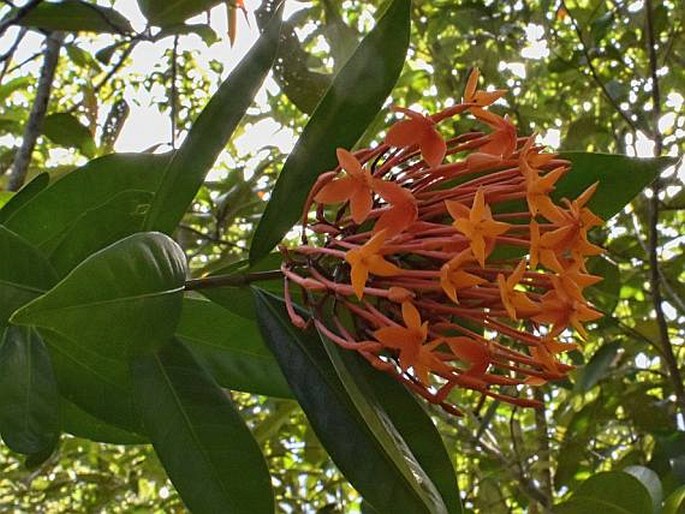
[
  {"x1": 131, "y1": 338, "x2": 273, "y2": 514},
  {"x1": 60, "y1": 398, "x2": 147, "y2": 445},
  {"x1": 137, "y1": 0, "x2": 224, "y2": 27},
  {"x1": 557, "y1": 153, "x2": 674, "y2": 219},
  {"x1": 47, "y1": 189, "x2": 153, "y2": 277},
  {"x1": 143, "y1": 6, "x2": 283, "y2": 235},
  {"x1": 321, "y1": 337, "x2": 463, "y2": 513},
  {"x1": 554, "y1": 471, "x2": 653, "y2": 514},
  {"x1": 176, "y1": 297, "x2": 291, "y2": 398},
  {"x1": 250, "y1": 0, "x2": 411, "y2": 263},
  {"x1": 253, "y1": 288, "x2": 447, "y2": 514},
  {"x1": 7, "y1": 0, "x2": 133, "y2": 33},
  {"x1": 0, "y1": 226, "x2": 58, "y2": 326},
  {"x1": 0, "y1": 326, "x2": 59, "y2": 454},
  {"x1": 43, "y1": 113, "x2": 97, "y2": 158},
  {"x1": 0, "y1": 173, "x2": 49, "y2": 224},
  {"x1": 573, "y1": 341, "x2": 620, "y2": 394},
  {"x1": 11, "y1": 233, "x2": 186, "y2": 431},
  {"x1": 3, "y1": 153, "x2": 169, "y2": 252}
]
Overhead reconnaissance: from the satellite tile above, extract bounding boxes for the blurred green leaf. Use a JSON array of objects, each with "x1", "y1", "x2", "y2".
[
  {"x1": 555, "y1": 471, "x2": 653, "y2": 514},
  {"x1": 7, "y1": 0, "x2": 133, "y2": 33},
  {"x1": 11, "y1": 233, "x2": 186, "y2": 431},
  {"x1": 624, "y1": 465, "x2": 663, "y2": 512},
  {"x1": 0, "y1": 326, "x2": 59, "y2": 454},
  {"x1": 154, "y1": 23, "x2": 220, "y2": 45},
  {"x1": 557, "y1": 153, "x2": 674, "y2": 220},
  {"x1": 131, "y1": 338, "x2": 274, "y2": 514},
  {"x1": 663, "y1": 485, "x2": 685, "y2": 514},
  {"x1": 138, "y1": 0, "x2": 224, "y2": 27},
  {"x1": 573, "y1": 342, "x2": 620, "y2": 394},
  {"x1": 43, "y1": 113, "x2": 97, "y2": 158},
  {"x1": 250, "y1": 0, "x2": 411, "y2": 263},
  {"x1": 253, "y1": 288, "x2": 446, "y2": 514},
  {"x1": 143, "y1": 5, "x2": 282, "y2": 235},
  {"x1": 176, "y1": 297, "x2": 292, "y2": 398}
]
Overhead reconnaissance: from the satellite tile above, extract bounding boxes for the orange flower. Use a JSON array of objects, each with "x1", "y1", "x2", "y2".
[
  {"x1": 440, "y1": 251, "x2": 486, "y2": 303},
  {"x1": 385, "y1": 106, "x2": 446, "y2": 168},
  {"x1": 447, "y1": 188, "x2": 511, "y2": 267},
  {"x1": 463, "y1": 68, "x2": 507, "y2": 107},
  {"x1": 525, "y1": 166, "x2": 566, "y2": 217},
  {"x1": 373, "y1": 302, "x2": 449, "y2": 384},
  {"x1": 345, "y1": 230, "x2": 401, "y2": 300},
  {"x1": 497, "y1": 260, "x2": 540, "y2": 320},
  {"x1": 372, "y1": 179, "x2": 418, "y2": 236},
  {"x1": 471, "y1": 108, "x2": 518, "y2": 158},
  {"x1": 533, "y1": 283, "x2": 603, "y2": 339},
  {"x1": 315, "y1": 148, "x2": 374, "y2": 224}
]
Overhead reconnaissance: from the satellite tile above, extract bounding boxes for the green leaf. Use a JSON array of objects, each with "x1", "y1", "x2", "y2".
[
  {"x1": 131, "y1": 338, "x2": 273, "y2": 514},
  {"x1": 663, "y1": 485, "x2": 685, "y2": 514},
  {"x1": 624, "y1": 465, "x2": 662, "y2": 512},
  {"x1": 253, "y1": 288, "x2": 447, "y2": 514},
  {"x1": 143, "y1": 7, "x2": 283, "y2": 234},
  {"x1": 4, "y1": 153, "x2": 169, "y2": 252},
  {"x1": 47, "y1": 189, "x2": 153, "y2": 277},
  {"x1": 554, "y1": 471, "x2": 654, "y2": 514},
  {"x1": 250, "y1": 0, "x2": 411, "y2": 263},
  {"x1": 0, "y1": 172, "x2": 49, "y2": 224},
  {"x1": 138, "y1": 0, "x2": 224, "y2": 27},
  {"x1": 60, "y1": 397, "x2": 147, "y2": 445},
  {"x1": 8, "y1": 0, "x2": 133, "y2": 33},
  {"x1": 0, "y1": 326, "x2": 59, "y2": 454},
  {"x1": 573, "y1": 342, "x2": 620, "y2": 394},
  {"x1": 0, "y1": 226, "x2": 58, "y2": 326},
  {"x1": 556, "y1": 153, "x2": 675, "y2": 220},
  {"x1": 176, "y1": 297, "x2": 291, "y2": 398},
  {"x1": 43, "y1": 113, "x2": 97, "y2": 158},
  {"x1": 321, "y1": 338, "x2": 463, "y2": 513},
  {"x1": 154, "y1": 23, "x2": 220, "y2": 46},
  {"x1": 11, "y1": 233, "x2": 186, "y2": 431}
]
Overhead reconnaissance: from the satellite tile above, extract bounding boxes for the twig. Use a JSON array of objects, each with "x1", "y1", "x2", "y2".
[
  {"x1": 560, "y1": 0, "x2": 638, "y2": 132},
  {"x1": 644, "y1": 0, "x2": 685, "y2": 416},
  {"x1": 184, "y1": 270, "x2": 283, "y2": 290},
  {"x1": 7, "y1": 31, "x2": 62, "y2": 191},
  {"x1": 0, "y1": 0, "x2": 42, "y2": 37},
  {"x1": 170, "y1": 34, "x2": 179, "y2": 148}
]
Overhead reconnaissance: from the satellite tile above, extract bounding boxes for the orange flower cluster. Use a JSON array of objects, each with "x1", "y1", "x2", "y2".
[{"x1": 281, "y1": 69, "x2": 604, "y2": 415}]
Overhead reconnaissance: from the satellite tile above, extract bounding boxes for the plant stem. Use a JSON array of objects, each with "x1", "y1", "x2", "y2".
[
  {"x1": 184, "y1": 270, "x2": 283, "y2": 290},
  {"x1": 644, "y1": 0, "x2": 685, "y2": 416},
  {"x1": 8, "y1": 31, "x2": 62, "y2": 191}
]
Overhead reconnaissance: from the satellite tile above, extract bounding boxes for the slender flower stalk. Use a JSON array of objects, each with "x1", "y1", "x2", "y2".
[{"x1": 281, "y1": 69, "x2": 604, "y2": 415}]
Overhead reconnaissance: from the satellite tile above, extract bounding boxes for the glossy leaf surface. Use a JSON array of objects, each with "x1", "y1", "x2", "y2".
[
  {"x1": 11, "y1": 233, "x2": 186, "y2": 431},
  {"x1": 0, "y1": 326, "x2": 59, "y2": 454},
  {"x1": 131, "y1": 338, "x2": 273, "y2": 514},
  {"x1": 253, "y1": 288, "x2": 446, "y2": 514},
  {"x1": 250, "y1": 0, "x2": 411, "y2": 262},
  {"x1": 176, "y1": 297, "x2": 291, "y2": 398}
]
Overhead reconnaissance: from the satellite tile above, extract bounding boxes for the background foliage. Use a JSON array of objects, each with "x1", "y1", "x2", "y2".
[{"x1": 0, "y1": 0, "x2": 684, "y2": 512}]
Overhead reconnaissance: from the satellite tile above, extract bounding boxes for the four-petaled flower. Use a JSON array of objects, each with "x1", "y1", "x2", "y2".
[
  {"x1": 345, "y1": 230, "x2": 401, "y2": 300},
  {"x1": 446, "y1": 188, "x2": 511, "y2": 267},
  {"x1": 384, "y1": 106, "x2": 446, "y2": 168}
]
